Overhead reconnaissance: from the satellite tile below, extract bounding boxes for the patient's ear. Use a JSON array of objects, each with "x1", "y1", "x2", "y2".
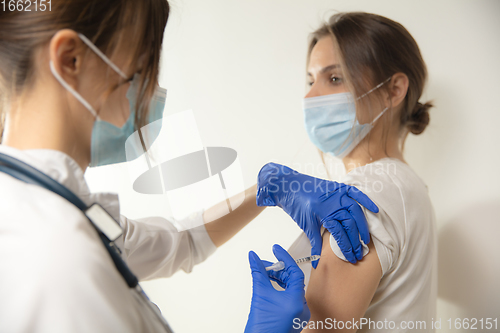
[{"x1": 387, "y1": 73, "x2": 409, "y2": 109}]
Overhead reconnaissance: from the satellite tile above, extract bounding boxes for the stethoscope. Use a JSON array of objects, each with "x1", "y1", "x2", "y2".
[{"x1": 0, "y1": 152, "x2": 174, "y2": 333}]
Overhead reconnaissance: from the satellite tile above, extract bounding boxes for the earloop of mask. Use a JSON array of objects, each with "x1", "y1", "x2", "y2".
[
  {"x1": 356, "y1": 77, "x2": 392, "y2": 101},
  {"x1": 371, "y1": 106, "x2": 389, "y2": 125},
  {"x1": 49, "y1": 61, "x2": 99, "y2": 119}
]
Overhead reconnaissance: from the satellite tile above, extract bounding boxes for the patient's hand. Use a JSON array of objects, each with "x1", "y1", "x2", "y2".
[{"x1": 302, "y1": 231, "x2": 382, "y2": 332}]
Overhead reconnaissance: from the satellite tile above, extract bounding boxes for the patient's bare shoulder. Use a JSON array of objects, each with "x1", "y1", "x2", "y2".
[{"x1": 303, "y1": 231, "x2": 382, "y2": 332}]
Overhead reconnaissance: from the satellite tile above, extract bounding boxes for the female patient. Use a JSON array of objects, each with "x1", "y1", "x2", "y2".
[{"x1": 288, "y1": 12, "x2": 437, "y2": 332}]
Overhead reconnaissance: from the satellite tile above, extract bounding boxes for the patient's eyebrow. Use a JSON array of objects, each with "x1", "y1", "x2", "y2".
[
  {"x1": 307, "y1": 64, "x2": 341, "y2": 76},
  {"x1": 320, "y1": 64, "x2": 341, "y2": 74}
]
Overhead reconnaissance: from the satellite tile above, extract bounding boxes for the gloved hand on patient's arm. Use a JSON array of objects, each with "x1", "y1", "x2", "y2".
[
  {"x1": 256, "y1": 162, "x2": 379, "y2": 265},
  {"x1": 245, "y1": 244, "x2": 310, "y2": 333}
]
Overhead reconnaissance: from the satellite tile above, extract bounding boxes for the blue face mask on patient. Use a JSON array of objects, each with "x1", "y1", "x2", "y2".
[
  {"x1": 303, "y1": 77, "x2": 390, "y2": 159},
  {"x1": 49, "y1": 33, "x2": 167, "y2": 167}
]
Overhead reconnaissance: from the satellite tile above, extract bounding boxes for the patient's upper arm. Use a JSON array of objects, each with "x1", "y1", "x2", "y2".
[{"x1": 303, "y1": 231, "x2": 382, "y2": 332}]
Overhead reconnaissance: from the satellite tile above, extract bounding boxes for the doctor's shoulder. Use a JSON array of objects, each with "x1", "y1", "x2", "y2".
[
  {"x1": 0, "y1": 173, "x2": 137, "y2": 316},
  {"x1": 0, "y1": 173, "x2": 111, "y2": 275}
]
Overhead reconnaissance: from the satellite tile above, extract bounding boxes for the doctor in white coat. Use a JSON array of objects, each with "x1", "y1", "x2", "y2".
[
  {"x1": 0, "y1": 1, "x2": 269, "y2": 331},
  {"x1": 0, "y1": 1, "x2": 377, "y2": 332}
]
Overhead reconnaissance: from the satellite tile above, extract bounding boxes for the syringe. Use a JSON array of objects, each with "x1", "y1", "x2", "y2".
[{"x1": 265, "y1": 255, "x2": 321, "y2": 272}]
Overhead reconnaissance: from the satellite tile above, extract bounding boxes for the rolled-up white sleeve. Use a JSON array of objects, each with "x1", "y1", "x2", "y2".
[
  {"x1": 327, "y1": 207, "x2": 397, "y2": 276},
  {"x1": 114, "y1": 211, "x2": 217, "y2": 281}
]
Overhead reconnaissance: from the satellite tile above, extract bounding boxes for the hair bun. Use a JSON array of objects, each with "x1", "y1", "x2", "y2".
[{"x1": 407, "y1": 101, "x2": 432, "y2": 135}]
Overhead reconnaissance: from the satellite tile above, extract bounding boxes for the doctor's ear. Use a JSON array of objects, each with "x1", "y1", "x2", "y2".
[
  {"x1": 386, "y1": 73, "x2": 409, "y2": 109},
  {"x1": 48, "y1": 29, "x2": 86, "y2": 86}
]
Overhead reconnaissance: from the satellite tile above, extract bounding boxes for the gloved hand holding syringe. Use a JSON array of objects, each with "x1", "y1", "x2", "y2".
[{"x1": 265, "y1": 255, "x2": 321, "y2": 271}]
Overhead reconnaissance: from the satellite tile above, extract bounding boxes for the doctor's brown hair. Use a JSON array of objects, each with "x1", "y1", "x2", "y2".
[
  {"x1": 0, "y1": 0, "x2": 170, "y2": 141},
  {"x1": 308, "y1": 12, "x2": 432, "y2": 138}
]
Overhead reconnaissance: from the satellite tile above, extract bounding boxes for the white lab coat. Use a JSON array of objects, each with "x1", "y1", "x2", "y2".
[{"x1": 0, "y1": 145, "x2": 217, "y2": 332}]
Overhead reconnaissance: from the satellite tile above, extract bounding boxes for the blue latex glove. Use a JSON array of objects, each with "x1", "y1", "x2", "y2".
[
  {"x1": 257, "y1": 163, "x2": 379, "y2": 265},
  {"x1": 245, "y1": 244, "x2": 310, "y2": 333}
]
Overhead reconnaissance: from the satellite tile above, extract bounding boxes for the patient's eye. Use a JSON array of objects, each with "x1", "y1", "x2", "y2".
[{"x1": 330, "y1": 75, "x2": 343, "y2": 85}]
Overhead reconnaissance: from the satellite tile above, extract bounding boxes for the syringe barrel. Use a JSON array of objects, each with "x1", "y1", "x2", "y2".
[{"x1": 265, "y1": 261, "x2": 285, "y2": 271}]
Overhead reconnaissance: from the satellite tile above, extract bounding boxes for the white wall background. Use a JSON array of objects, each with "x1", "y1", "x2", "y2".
[{"x1": 85, "y1": 0, "x2": 500, "y2": 332}]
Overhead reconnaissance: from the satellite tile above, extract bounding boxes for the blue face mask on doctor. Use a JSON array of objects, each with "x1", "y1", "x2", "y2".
[
  {"x1": 49, "y1": 33, "x2": 167, "y2": 167},
  {"x1": 303, "y1": 77, "x2": 391, "y2": 159}
]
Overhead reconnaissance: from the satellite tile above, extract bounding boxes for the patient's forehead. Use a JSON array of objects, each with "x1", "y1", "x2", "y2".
[{"x1": 308, "y1": 37, "x2": 340, "y2": 76}]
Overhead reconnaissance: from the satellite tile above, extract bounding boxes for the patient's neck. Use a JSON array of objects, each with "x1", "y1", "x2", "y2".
[{"x1": 342, "y1": 134, "x2": 405, "y2": 174}]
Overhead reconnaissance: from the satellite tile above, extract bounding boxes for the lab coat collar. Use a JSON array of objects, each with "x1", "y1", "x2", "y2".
[{"x1": 0, "y1": 145, "x2": 120, "y2": 221}]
